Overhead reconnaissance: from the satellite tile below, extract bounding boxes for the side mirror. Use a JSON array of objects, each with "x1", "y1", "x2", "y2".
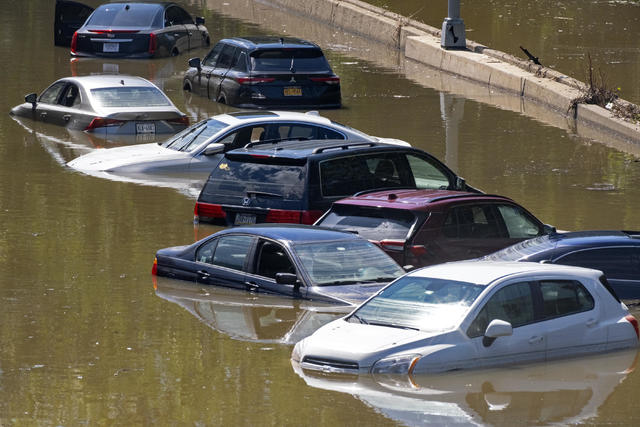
[
  {"x1": 402, "y1": 265, "x2": 415, "y2": 272},
  {"x1": 275, "y1": 273, "x2": 298, "y2": 285},
  {"x1": 455, "y1": 176, "x2": 466, "y2": 191},
  {"x1": 188, "y1": 57, "x2": 201, "y2": 71},
  {"x1": 25, "y1": 93, "x2": 37, "y2": 106},
  {"x1": 543, "y1": 224, "x2": 556, "y2": 235},
  {"x1": 203, "y1": 143, "x2": 225, "y2": 156},
  {"x1": 484, "y1": 319, "x2": 513, "y2": 338},
  {"x1": 195, "y1": 16, "x2": 205, "y2": 25}
]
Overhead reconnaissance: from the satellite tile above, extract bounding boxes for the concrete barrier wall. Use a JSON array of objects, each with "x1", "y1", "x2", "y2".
[{"x1": 198, "y1": 0, "x2": 640, "y2": 147}]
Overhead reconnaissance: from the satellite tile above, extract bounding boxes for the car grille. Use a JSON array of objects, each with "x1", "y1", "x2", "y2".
[{"x1": 301, "y1": 356, "x2": 359, "y2": 371}]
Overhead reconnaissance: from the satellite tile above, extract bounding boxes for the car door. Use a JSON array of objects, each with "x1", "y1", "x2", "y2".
[
  {"x1": 54, "y1": 0, "x2": 93, "y2": 47},
  {"x1": 191, "y1": 43, "x2": 223, "y2": 97},
  {"x1": 208, "y1": 43, "x2": 237, "y2": 102},
  {"x1": 534, "y1": 279, "x2": 605, "y2": 360},
  {"x1": 465, "y1": 281, "x2": 546, "y2": 368},
  {"x1": 193, "y1": 234, "x2": 255, "y2": 289},
  {"x1": 163, "y1": 5, "x2": 189, "y2": 55},
  {"x1": 174, "y1": 6, "x2": 202, "y2": 50},
  {"x1": 33, "y1": 81, "x2": 69, "y2": 125},
  {"x1": 245, "y1": 239, "x2": 304, "y2": 298}
]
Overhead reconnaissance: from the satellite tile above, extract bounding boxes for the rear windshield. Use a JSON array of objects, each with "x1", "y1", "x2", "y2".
[
  {"x1": 162, "y1": 119, "x2": 228, "y2": 152},
  {"x1": 87, "y1": 4, "x2": 162, "y2": 27},
  {"x1": 90, "y1": 86, "x2": 172, "y2": 108},
  {"x1": 482, "y1": 234, "x2": 555, "y2": 261},
  {"x1": 250, "y1": 49, "x2": 331, "y2": 72},
  {"x1": 203, "y1": 159, "x2": 306, "y2": 201},
  {"x1": 317, "y1": 205, "x2": 417, "y2": 241}
]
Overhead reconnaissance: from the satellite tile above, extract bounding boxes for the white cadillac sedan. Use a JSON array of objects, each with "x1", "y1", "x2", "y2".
[{"x1": 292, "y1": 261, "x2": 639, "y2": 375}]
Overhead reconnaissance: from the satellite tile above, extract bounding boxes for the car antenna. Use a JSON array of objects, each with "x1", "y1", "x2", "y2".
[
  {"x1": 279, "y1": 37, "x2": 284, "y2": 44},
  {"x1": 120, "y1": 79, "x2": 125, "y2": 85}
]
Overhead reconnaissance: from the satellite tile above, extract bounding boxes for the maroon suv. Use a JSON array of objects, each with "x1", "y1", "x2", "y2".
[{"x1": 315, "y1": 189, "x2": 555, "y2": 268}]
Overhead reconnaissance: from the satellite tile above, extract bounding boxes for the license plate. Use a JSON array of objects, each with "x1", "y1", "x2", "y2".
[
  {"x1": 136, "y1": 123, "x2": 156, "y2": 134},
  {"x1": 284, "y1": 86, "x2": 302, "y2": 96},
  {"x1": 234, "y1": 213, "x2": 256, "y2": 225},
  {"x1": 103, "y1": 42, "x2": 119, "y2": 53}
]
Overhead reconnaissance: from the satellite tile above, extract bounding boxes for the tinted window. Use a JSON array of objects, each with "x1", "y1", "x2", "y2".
[
  {"x1": 211, "y1": 235, "x2": 253, "y2": 271},
  {"x1": 162, "y1": 119, "x2": 228, "y2": 152},
  {"x1": 58, "y1": 3, "x2": 92, "y2": 26},
  {"x1": 217, "y1": 45, "x2": 236, "y2": 69},
  {"x1": 203, "y1": 43, "x2": 224, "y2": 67},
  {"x1": 88, "y1": 4, "x2": 162, "y2": 27},
  {"x1": 317, "y1": 205, "x2": 417, "y2": 241},
  {"x1": 90, "y1": 87, "x2": 171, "y2": 108},
  {"x1": 250, "y1": 48, "x2": 331, "y2": 72},
  {"x1": 539, "y1": 280, "x2": 594, "y2": 319},
  {"x1": 217, "y1": 125, "x2": 268, "y2": 149},
  {"x1": 406, "y1": 154, "x2": 450, "y2": 189},
  {"x1": 256, "y1": 241, "x2": 295, "y2": 279},
  {"x1": 556, "y1": 247, "x2": 640, "y2": 280},
  {"x1": 442, "y1": 205, "x2": 502, "y2": 239},
  {"x1": 497, "y1": 204, "x2": 542, "y2": 238},
  {"x1": 39, "y1": 81, "x2": 67, "y2": 104},
  {"x1": 467, "y1": 282, "x2": 535, "y2": 338},
  {"x1": 59, "y1": 84, "x2": 80, "y2": 107},
  {"x1": 274, "y1": 124, "x2": 344, "y2": 141},
  {"x1": 174, "y1": 6, "x2": 193, "y2": 25},
  {"x1": 232, "y1": 51, "x2": 248, "y2": 72},
  {"x1": 196, "y1": 238, "x2": 219, "y2": 263}
]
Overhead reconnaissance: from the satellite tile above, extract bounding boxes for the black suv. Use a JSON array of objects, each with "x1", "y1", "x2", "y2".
[
  {"x1": 194, "y1": 140, "x2": 478, "y2": 226},
  {"x1": 183, "y1": 36, "x2": 341, "y2": 109}
]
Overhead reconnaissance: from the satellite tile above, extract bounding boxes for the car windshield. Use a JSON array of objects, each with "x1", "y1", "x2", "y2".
[
  {"x1": 293, "y1": 239, "x2": 404, "y2": 286},
  {"x1": 90, "y1": 86, "x2": 171, "y2": 108},
  {"x1": 317, "y1": 205, "x2": 417, "y2": 241},
  {"x1": 161, "y1": 119, "x2": 228, "y2": 152},
  {"x1": 87, "y1": 4, "x2": 161, "y2": 27},
  {"x1": 482, "y1": 234, "x2": 555, "y2": 261},
  {"x1": 350, "y1": 276, "x2": 484, "y2": 332},
  {"x1": 250, "y1": 48, "x2": 331, "y2": 72}
]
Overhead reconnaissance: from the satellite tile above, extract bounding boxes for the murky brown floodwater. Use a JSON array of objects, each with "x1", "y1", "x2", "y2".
[{"x1": 1, "y1": 0, "x2": 640, "y2": 425}]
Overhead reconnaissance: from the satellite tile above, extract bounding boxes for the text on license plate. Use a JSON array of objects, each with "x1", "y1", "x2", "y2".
[
  {"x1": 235, "y1": 213, "x2": 256, "y2": 225},
  {"x1": 284, "y1": 87, "x2": 302, "y2": 96},
  {"x1": 136, "y1": 123, "x2": 156, "y2": 134},
  {"x1": 103, "y1": 42, "x2": 119, "y2": 53}
]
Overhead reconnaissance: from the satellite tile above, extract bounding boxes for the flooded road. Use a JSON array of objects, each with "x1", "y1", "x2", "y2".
[{"x1": 1, "y1": 0, "x2": 640, "y2": 425}]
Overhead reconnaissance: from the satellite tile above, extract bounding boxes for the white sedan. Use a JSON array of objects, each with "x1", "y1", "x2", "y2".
[{"x1": 292, "y1": 261, "x2": 639, "y2": 375}]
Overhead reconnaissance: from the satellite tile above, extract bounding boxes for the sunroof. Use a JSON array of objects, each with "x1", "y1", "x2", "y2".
[{"x1": 228, "y1": 111, "x2": 278, "y2": 119}]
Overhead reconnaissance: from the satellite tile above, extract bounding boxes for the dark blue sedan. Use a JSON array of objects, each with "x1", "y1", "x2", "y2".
[
  {"x1": 152, "y1": 225, "x2": 406, "y2": 305},
  {"x1": 55, "y1": 1, "x2": 209, "y2": 58},
  {"x1": 482, "y1": 230, "x2": 640, "y2": 299}
]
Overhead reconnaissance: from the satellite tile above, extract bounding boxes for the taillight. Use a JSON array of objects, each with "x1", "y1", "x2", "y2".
[
  {"x1": 309, "y1": 76, "x2": 340, "y2": 85},
  {"x1": 235, "y1": 77, "x2": 275, "y2": 85},
  {"x1": 626, "y1": 315, "x2": 639, "y2": 340},
  {"x1": 148, "y1": 32, "x2": 157, "y2": 55},
  {"x1": 301, "y1": 210, "x2": 324, "y2": 225},
  {"x1": 409, "y1": 245, "x2": 427, "y2": 256},
  {"x1": 151, "y1": 257, "x2": 158, "y2": 276},
  {"x1": 194, "y1": 202, "x2": 226, "y2": 222},
  {"x1": 378, "y1": 239, "x2": 406, "y2": 251},
  {"x1": 88, "y1": 29, "x2": 140, "y2": 34},
  {"x1": 70, "y1": 31, "x2": 78, "y2": 54},
  {"x1": 265, "y1": 209, "x2": 302, "y2": 223},
  {"x1": 85, "y1": 117, "x2": 125, "y2": 131},
  {"x1": 167, "y1": 116, "x2": 190, "y2": 127}
]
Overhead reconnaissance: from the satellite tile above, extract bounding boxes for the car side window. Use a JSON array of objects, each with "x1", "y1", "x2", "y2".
[
  {"x1": 232, "y1": 51, "x2": 248, "y2": 72},
  {"x1": 320, "y1": 155, "x2": 377, "y2": 197},
  {"x1": 274, "y1": 124, "x2": 344, "y2": 140},
  {"x1": 210, "y1": 235, "x2": 254, "y2": 271},
  {"x1": 217, "y1": 125, "x2": 269, "y2": 149},
  {"x1": 497, "y1": 204, "x2": 542, "y2": 238},
  {"x1": 39, "y1": 81, "x2": 67, "y2": 104},
  {"x1": 406, "y1": 154, "x2": 450, "y2": 190},
  {"x1": 539, "y1": 280, "x2": 594, "y2": 319},
  {"x1": 59, "y1": 84, "x2": 80, "y2": 107},
  {"x1": 556, "y1": 248, "x2": 640, "y2": 281},
  {"x1": 442, "y1": 205, "x2": 502, "y2": 239},
  {"x1": 175, "y1": 6, "x2": 193, "y2": 25},
  {"x1": 216, "y1": 44, "x2": 236, "y2": 69},
  {"x1": 196, "y1": 238, "x2": 219, "y2": 264},
  {"x1": 203, "y1": 43, "x2": 224, "y2": 67},
  {"x1": 467, "y1": 281, "x2": 535, "y2": 338},
  {"x1": 255, "y1": 241, "x2": 296, "y2": 279},
  {"x1": 164, "y1": 6, "x2": 180, "y2": 27}
]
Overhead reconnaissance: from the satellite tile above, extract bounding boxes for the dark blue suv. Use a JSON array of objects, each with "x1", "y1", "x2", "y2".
[{"x1": 183, "y1": 36, "x2": 341, "y2": 109}]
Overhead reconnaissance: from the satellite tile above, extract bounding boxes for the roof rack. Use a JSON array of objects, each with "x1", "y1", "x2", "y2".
[
  {"x1": 312, "y1": 142, "x2": 376, "y2": 154},
  {"x1": 352, "y1": 187, "x2": 417, "y2": 197}
]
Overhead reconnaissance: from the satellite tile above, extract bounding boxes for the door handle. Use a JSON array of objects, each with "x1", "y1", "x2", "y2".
[
  {"x1": 63, "y1": 114, "x2": 71, "y2": 122},
  {"x1": 586, "y1": 318, "x2": 597, "y2": 327},
  {"x1": 40, "y1": 112, "x2": 47, "y2": 118},
  {"x1": 245, "y1": 281, "x2": 259, "y2": 291},
  {"x1": 196, "y1": 270, "x2": 210, "y2": 278},
  {"x1": 528, "y1": 336, "x2": 543, "y2": 344},
  {"x1": 174, "y1": 33, "x2": 181, "y2": 37}
]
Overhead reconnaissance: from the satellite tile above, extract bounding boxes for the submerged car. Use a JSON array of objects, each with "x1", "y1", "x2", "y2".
[
  {"x1": 152, "y1": 225, "x2": 406, "y2": 305},
  {"x1": 10, "y1": 75, "x2": 188, "y2": 135},
  {"x1": 195, "y1": 140, "x2": 477, "y2": 226},
  {"x1": 316, "y1": 189, "x2": 554, "y2": 267},
  {"x1": 292, "y1": 261, "x2": 639, "y2": 374},
  {"x1": 55, "y1": 1, "x2": 209, "y2": 58},
  {"x1": 183, "y1": 36, "x2": 340, "y2": 109},
  {"x1": 67, "y1": 110, "x2": 408, "y2": 182},
  {"x1": 482, "y1": 230, "x2": 640, "y2": 299}
]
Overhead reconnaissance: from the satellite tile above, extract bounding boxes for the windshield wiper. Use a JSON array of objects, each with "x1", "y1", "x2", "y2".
[
  {"x1": 363, "y1": 276, "x2": 398, "y2": 283},
  {"x1": 368, "y1": 321, "x2": 419, "y2": 331},
  {"x1": 349, "y1": 313, "x2": 368, "y2": 324},
  {"x1": 246, "y1": 190, "x2": 283, "y2": 199},
  {"x1": 320, "y1": 279, "x2": 363, "y2": 286}
]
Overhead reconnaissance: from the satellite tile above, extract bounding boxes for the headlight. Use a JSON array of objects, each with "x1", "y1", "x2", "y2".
[
  {"x1": 371, "y1": 353, "x2": 421, "y2": 375},
  {"x1": 291, "y1": 341, "x2": 303, "y2": 362}
]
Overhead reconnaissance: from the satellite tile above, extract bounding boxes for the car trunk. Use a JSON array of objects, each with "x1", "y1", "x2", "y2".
[{"x1": 76, "y1": 30, "x2": 152, "y2": 55}]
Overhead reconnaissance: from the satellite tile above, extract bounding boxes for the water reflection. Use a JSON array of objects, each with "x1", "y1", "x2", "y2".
[
  {"x1": 293, "y1": 349, "x2": 639, "y2": 426},
  {"x1": 153, "y1": 277, "x2": 350, "y2": 344}
]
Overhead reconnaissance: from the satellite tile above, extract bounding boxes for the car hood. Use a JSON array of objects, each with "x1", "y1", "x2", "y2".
[
  {"x1": 67, "y1": 143, "x2": 186, "y2": 171},
  {"x1": 310, "y1": 283, "x2": 386, "y2": 305}
]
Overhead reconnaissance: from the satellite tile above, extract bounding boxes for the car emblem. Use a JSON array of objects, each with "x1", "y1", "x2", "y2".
[
  {"x1": 289, "y1": 76, "x2": 296, "y2": 83},
  {"x1": 107, "y1": 33, "x2": 115, "y2": 38},
  {"x1": 242, "y1": 197, "x2": 251, "y2": 207}
]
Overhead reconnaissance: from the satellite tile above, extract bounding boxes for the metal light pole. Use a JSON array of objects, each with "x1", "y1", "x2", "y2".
[{"x1": 441, "y1": 0, "x2": 466, "y2": 49}]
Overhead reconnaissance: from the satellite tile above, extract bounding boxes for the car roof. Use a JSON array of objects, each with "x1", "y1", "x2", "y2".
[
  {"x1": 226, "y1": 139, "x2": 412, "y2": 161},
  {"x1": 214, "y1": 224, "x2": 362, "y2": 244},
  {"x1": 410, "y1": 260, "x2": 601, "y2": 286},
  {"x1": 221, "y1": 36, "x2": 320, "y2": 50},
  {"x1": 332, "y1": 189, "x2": 513, "y2": 211},
  {"x1": 212, "y1": 110, "x2": 336, "y2": 127},
  {"x1": 507, "y1": 230, "x2": 640, "y2": 257},
  {"x1": 58, "y1": 75, "x2": 157, "y2": 90}
]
